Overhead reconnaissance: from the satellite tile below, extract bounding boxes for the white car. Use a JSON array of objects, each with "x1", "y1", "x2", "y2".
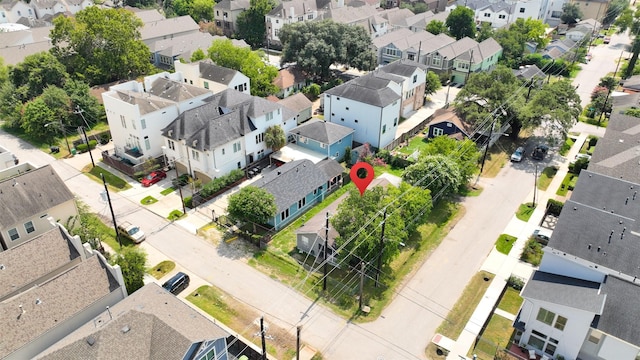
[
  {"x1": 118, "y1": 221, "x2": 146, "y2": 243},
  {"x1": 511, "y1": 147, "x2": 525, "y2": 162},
  {"x1": 533, "y1": 228, "x2": 552, "y2": 245}
]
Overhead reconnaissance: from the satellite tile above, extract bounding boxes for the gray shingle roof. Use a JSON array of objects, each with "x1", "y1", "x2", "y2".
[
  {"x1": 254, "y1": 159, "x2": 340, "y2": 212},
  {"x1": 37, "y1": 283, "x2": 230, "y2": 360},
  {"x1": 278, "y1": 93, "x2": 313, "y2": 113},
  {"x1": 0, "y1": 255, "x2": 120, "y2": 359},
  {"x1": 139, "y1": 15, "x2": 199, "y2": 42},
  {"x1": 588, "y1": 113, "x2": 640, "y2": 182},
  {"x1": 198, "y1": 59, "x2": 241, "y2": 85},
  {"x1": 513, "y1": 64, "x2": 545, "y2": 80},
  {"x1": 148, "y1": 77, "x2": 212, "y2": 103},
  {"x1": 316, "y1": 158, "x2": 344, "y2": 179},
  {"x1": 291, "y1": 120, "x2": 354, "y2": 144},
  {"x1": 379, "y1": 59, "x2": 428, "y2": 76},
  {"x1": 0, "y1": 165, "x2": 74, "y2": 229},
  {"x1": 521, "y1": 271, "x2": 605, "y2": 313},
  {"x1": 0, "y1": 227, "x2": 80, "y2": 302},
  {"x1": 112, "y1": 89, "x2": 177, "y2": 115},
  {"x1": 437, "y1": 37, "x2": 478, "y2": 60},
  {"x1": 455, "y1": 37, "x2": 502, "y2": 62},
  {"x1": 570, "y1": 170, "x2": 640, "y2": 220},
  {"x1": 325, "y1": 71, "x2": 402, "y2": 107},
  {"x1": 214, "y1": 0, "x2": 251, "y2": 11},
  {"x1": 595, "y1": 275, "x2": 640, "y2": 346}
]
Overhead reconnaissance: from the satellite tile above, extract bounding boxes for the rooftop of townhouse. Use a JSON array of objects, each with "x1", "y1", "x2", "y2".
[
  {"x1": 588, "y1": 113, "x2": 640, "y2": 183},
  {"x1": 325, "y1": 71, "x2": 402, "y2": 107},
  {"x1": 521, "y1": 271, "x2": 605, "y2": 313}
]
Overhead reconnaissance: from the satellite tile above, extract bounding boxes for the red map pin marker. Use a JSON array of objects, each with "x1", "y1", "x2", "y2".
[{"x1": 350, "y1": 162, "x2": 374, "y2": 196}]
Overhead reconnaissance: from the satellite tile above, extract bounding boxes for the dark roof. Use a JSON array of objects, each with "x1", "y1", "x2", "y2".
[
  {"x1": 0, "y1": 165, "x2": 74, "y2": 228},
  {"x1": 612, "y1": 92, "x2": 640, "y2": 109},
  {"x1": 570, "y1": 170, "x2": 640, "y2": 220},
  {"x1": 378, "y1": 59, "x2": 427, "y2": 77},
  {"x1": 621, "y1": 75, "x2": 640, "y2": 91},
  {"x1": 595, "y1": 275, "x2": 640, "y2": 346},
  {"x1": 548, "y1": 200, "x2": 640, "y2": 277},
  {"x1": 148, "y1": 77, "x2": 211, "y2": 103},
  {"x1": 278, "y1": 93, "x2": 313, "y2": 113},
  {"x1": 37, "y1": 283, "x2": 230, "y2": 359},
  {"x1": 162, "y1": 89, "x2": 284, "y2": 151},
  {"x1": 513, "y1": 65, "x2": 545, "y2": 80},
  {"x1": 521, "y1": 271, "x2": 605, "y2": 313},
  {"x1": 291, "y1": 120, "x2": 354, "y2": 144},
  {"x1": 428, "y1": 108, "x2": 469, "y2": 136},
  {"x1": 316, "y1": 158, "x2": 344, "y2": 179},
  {"x1": 588, "y1": 113, "x2": 640, "y2": 182},
  {"x1": 254, "y1": 159, "x2": 340, "y2": 212},
  {"x1": 325, "y1": 71, "x2": 402, "y2": 107},
  {"x1": 0, "y1": 227, "x2": 80, "y2": 301},
  {"x1": 198, "y1": 60, "x2": 240, "y2": 85}
]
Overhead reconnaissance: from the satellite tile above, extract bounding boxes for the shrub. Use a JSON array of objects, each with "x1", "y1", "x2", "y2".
[
  {"x1": 302, "y1": 83, "x2": 321, "y2": 99},
  {"x1": 588, "y1": 136, "x2": 598, "y2": 147},
  {"x1": 76, "y1": 143, "x2": 88, "y2": 153},
  {"x1": 343, "y1": 146, "x2": 352, "y2": 165},
  {"x1": 184, "y1": 196, "x2": 193, "y2": 208},
  {"x1": 372, "y1": 157, "x2": 387, "y2": 166},
  {"x1": 199, "y1": 169, "x2": 244, "y2": 198},
  {"x1": 376, "y1": 149, "x2": 392, "y2": 163},
  {"x1": 507, "y1": 275, "x2": 525, "y2": 290},
  {"x1": 546, "y1": 199, "x2": 564, "y2": 216}
]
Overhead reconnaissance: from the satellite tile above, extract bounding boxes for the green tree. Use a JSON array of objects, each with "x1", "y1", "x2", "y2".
[
  {"x1": 21, "y1": 98, "x2": 57, "y2": 141},
  {"x1": 265, "y1": 125, "x2": 286, "y2": 151},
  {"x1": 190, "y1": 0, "x2": 214, "y2": 21},
  {"x1": 494, "y1": 18, "x2": 548, "y2": 68},
  {"x1": 40, "y1": 85, "x2": 71, "y2": 126},
  {"x1": 599, "y1": 76, "x2": 618, "y2": 90},
  {"x1": 279, "y1": 20, "x2": 375, "y2": 80},
  {"x1": 446, "y1": 7, "x2": 476, "y2": 40},
  {"x1": 66, "y1": 201, "x2": 105, "y2": 251},
  {"x1": 50, "y1": 7, "x2": 153, "y2": 85},
  {"x1": 111, "y1": 246, "x2": 147, "y2": 294},
  {"x1": 236, "y1": 0, "x2": 276, "y2": 47},
  {"x1": 426, "y1": 20, "x2": 447, "y2": 35},
  {"x1": 603, "y1": 0, "x2": 628, "y2": 25},
  {"x1": 10, "y1": 52, "x2": 68, "y2": 101},
  {"x1": 402, "y1": 155, "x2": 464, "y2": 199},
  {"x1": 208, "y1": 39, "x2": 279, "y2": 96},
  {"x1": 190, "y1": 48, "x2": 206, "y2": 62},
  {"x1": 421, "y1": 136, "x2": 480, "y2": 185},
  {"x1": 64, "y1": 79, "x2": 105, "y2": 125},
  {"x1": 476, "y1": 22, "x2": 494, "y2": 42},
  {"x1": 454, "y1": 65, "x2": 526, "y2": 136},
  {"x1": 425, "y1": 71, "x2": 442, "y2": 97},
  {"x1": 0, "y1": 82, "x2": 23, "y2": 129},
  {"x1": 587, "y1": 86, "x2": 611, "y2": 118},
  {"x1": 616, "y1": 9, "x2": 640, "y2": 79},
  {"x1": 561, "y1": 3, "x2": 582, "y2": 25},
  {"x1": 227, "y1": 186, "x2": 277, "y2": 229},
  {"x1": 0, "y1": 57, "x2": 8, "y2": 85},
  {"x1": 524, "y1": 79, "x2": 581, "y2": 137},
  {"x1": 172, "y1": 0, "x2": 193, "y2": 16}
]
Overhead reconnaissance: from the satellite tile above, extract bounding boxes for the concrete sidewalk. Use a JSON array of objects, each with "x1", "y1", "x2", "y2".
[{"x1": 446, "y1": 132, "x2": 589, "y2": 359}]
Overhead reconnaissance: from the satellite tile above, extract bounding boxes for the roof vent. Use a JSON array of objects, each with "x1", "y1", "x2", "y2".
[
  {"x1": 121, "y1": 325, "x2": 130, "y2": 334},
  {"x1": 87, "y1": 336, "x2": 96, "y2": 346},
  {"x1": 35, "y1": 298, "x2": 42, "y2": 305},
  {"x1": 0, "y1": 264, "x2": 4, "y2": 270}
]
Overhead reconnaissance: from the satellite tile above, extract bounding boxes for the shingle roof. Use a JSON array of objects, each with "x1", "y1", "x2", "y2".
[
  {"x1": 0, "y1": 165, "x2": 74, "y2": 229},
  {"x1": 254, "y1": 159, "x2": 339, "y2": 212},
  {"x1": 112, "y1": 89, "x2": 177, "y2": 115},
  {"x1": 521, "y1": 271, "x2": 605, "y2": 313},
  {"x1": 379, "y1": 59, "x2": 427, "y2": 76},
  {"x1": 140, "y1": 15, "x2": 199, "y2": 42},
  {"x1": 621, "y1": 75, "x2": 640, "y2": 91},
  {"x1": 322, "y1": 3, "x2": 379, "y2": 25},
  {"x1": 268, "y1": 0, "x2": 330, "y2": 17},
  {"x1": 0, "y1": 227, "x2": 80, "y2": 302},
  {"x1": 437, "y1": 37, "x2": 478, "y2": 60},
  {"x1": 325, "y1": 71, "x2": 402, "y2": 107},
  {"x1": 428, "y1": 108, "x2": 469, "y2": 136},
  {"x1": 214, "y1": 0, "x2": 251, "y2": 11},
  {"x1": 0, "y1": 255, "x2": 120, "y2": 359},
  {"x1": 129, "y1": 7, "x2": 166, "y2": 23},
  {"x1": 198, "y1": 59, "x2": 242, "y2": 85},
  {"x1": 588, "y1": 113, "x2": 640, "y2": 182},
  {"x1": 274, "y1": 66, "x2": 307, "y2": 90},
  {"x1": 291, "y1": 119, "x2": 354, "y2": 144},
  {"x1": 570, "y1": 170, "x2": 640, "y2": 220},
  {"x1": 278, "y1": 93, "x2": 313, "y2": 113},
  {"x1": 36, "y1": 283, "x2": 230, "y2": 360},
  {"x1": 148, "y1": 77, "x2": 212, "y2": 103},
  {"x1": 455, "y1": 37, "x2": 502, "y2": 62},
  {"x1": 595, "y1": 275, "x2": 640, "y2": 346},
  {"x1": 513, "y1": 64, "x2": 545, "y2": 80}
]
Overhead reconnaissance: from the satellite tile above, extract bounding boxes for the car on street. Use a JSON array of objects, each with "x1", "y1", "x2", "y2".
[
  {"x1": 162, "y1": 272, "x2": 190, "y2": 295},
  {"x1": 117, "y1": 221, "x2": 146, "y2": 243},
  {"x1": 141, "y1": 170, "x2": 166, "y2": 187},
  {"x1": 585, "y1": 53, "x2": 593, "y2": 62},
  {"x1": 531, "y1": 144, "x2": 549, "y2": 160},
  {"x1": 604, "y1": 36, "x2": 611, "y2": 44},
  {"x1": 510, "y1": 147, "x2": 525, "y2": 162}
]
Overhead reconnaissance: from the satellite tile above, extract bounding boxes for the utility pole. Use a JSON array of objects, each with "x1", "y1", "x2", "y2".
[
  {"x1": 175, "y1": 165, "x2": 187, "y2": 215},
  {"x1": 358, "y1": 262, "x2": 365, "y2": 311},
  {"x1": 323, "y1": 212, "x2": 329, "y2": 291},
  {"x1": 479, "y1": 120, "x2": 495, "y2": 177},
  {"x1": 465, "y1": 50, "x2": 474, "y2": 84},
  {"x1": 101, "y1": 173, "x2": 122, "y2": 249},
  {"x1": 533, "y1": 164, "x2": 538, "y2": 207},
  {"x1": 80, "y1": 126, "x2": 95, "y2": 168},
  {"x1": 260, "y1": 316, "x2": 267, "y2": 360},
  {"x1": 614, "y1": 50, "x2": 624, "y2": 78},
  {"x1": 375, "y1": 209, "x2": 387, "y2": 288},
  {"x1": 296, "y1": 326, "x2": 301, "y2": 360}
]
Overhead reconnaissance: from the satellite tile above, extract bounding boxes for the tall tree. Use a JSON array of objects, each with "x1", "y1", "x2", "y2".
[
  {"x1": 279, "y1": 20, "x2": 375, "y2": 80},
  {"x1": 425, "y1": 71, "x2": 442, "y2": 97},
  {"x1": 0, "y1": 83, "x2": 22, "y2": 129},
  {"x1": 64, "y1": 79, "x2": 105, "y2": 126},
  {"x1": 561, "y1": 3, "x2": 582, "y2": 25},
  {"x1": 10, "y1": 52, "x2": 68, "y2": 101},
  {"x1": 265, "y1": 125, "x2": 286, "y2": 151},
  {"x1": 616, "y1": 8, "x2": 640, "y2": 79},
  {"x1": 208, "y1": 39, "x2": 279, "y2": 96},
  {"x1": 236, "y1": 0, "x2": 276, "y2": 47},
  {"x1": 50, "y1": 7, "x2": 153, "y2": 85},
  {"x1": 111, "y1": 247, "x2": 147, "y2": 294},
  {"x1": 445, "y1": 7, "x2": 476, "y2": 40},
  {"x1": 603, "y1": 0, "x2": 628, "y2": 25},
  {"x1": 227, "y1": 186, "x2": 277, "y2": 229},
  {"x1": 426, "y1": 20, "x2": 446, "y2": 35},
  {"x1": 40, "y1": 85, "x2": 71, "y2": 127},
  {"x1": 190, "y1": 0, "x2": 215, "y2": 22},
  {"x1": 21, "y1": 98, "x2": 57, "y2": 141},
  {"x1": 524, "y1": 79, "x2": 581, "y2": 137},
  {"x1": 421, "y1": 136, "x2": 480, "y2": 185},
  {"x1": 402, "y1": 155, "x2": 464, "y2": 199},
  {"x1": 476, "y1": 22, "x2": 494, "y2": 42},
  {"x1": 494, "y1": 18, "x2": 548, "y2": 68}
]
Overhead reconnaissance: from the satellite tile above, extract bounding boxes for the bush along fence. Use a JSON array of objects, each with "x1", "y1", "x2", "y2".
[{"x1": 188, "y1": 169, "x2": 245, "y2": 208}]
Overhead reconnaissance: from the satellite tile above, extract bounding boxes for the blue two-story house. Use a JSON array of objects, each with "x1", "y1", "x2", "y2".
[
  {"x1": 254, "y1": 159, "x2": 343, "y2": 230},
  {"x1": 289, "y1": 120, "x2": 355, "y2": 162},
  {"x1": 424, "y1": 108, "x2": 470, "y2": 140}
]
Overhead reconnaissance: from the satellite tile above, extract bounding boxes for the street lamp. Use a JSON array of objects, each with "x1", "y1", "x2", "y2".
[{"x1": 44, "y1": 119, "x2": 71, "y2": 155}]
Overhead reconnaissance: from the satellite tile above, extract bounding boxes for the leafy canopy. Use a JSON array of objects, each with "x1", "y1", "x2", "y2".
[
  {"x1": 111, "y1": 246, "x2": 148, "y2": 294},
  {"x1": 227, "y1": 186, "x2": 277, "y2": 226},
  {"x1": 265, "y1": 125, "x2": 286, "y2": 151},
  {"x1": 445, "y1": 7, "x2": 476, "y2": 40},
  {"x1": 237, "y1": 0, "x2": 276, "y2": 47}
]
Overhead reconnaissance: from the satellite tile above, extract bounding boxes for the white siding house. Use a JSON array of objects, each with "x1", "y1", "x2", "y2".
[{"x1": 175, "y1": 59, "x2": 251, "y2": 95}]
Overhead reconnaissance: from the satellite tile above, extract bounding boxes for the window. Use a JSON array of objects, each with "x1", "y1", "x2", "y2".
[
  {"x1": 308, "y1": 14, "x2": 313, "y2": 19},
  {"x1": 233, "y1": 142, "x2": 241, "y2": 153},
  {"x1": 554, "y1": 315, "x2": 567, "y2": 330},
  {"x1": 168, "y1": 140, "x2": 175, "y2": 150},
  {"x1": 528, "y1": 330, "x2": 559, "y2": 356},
  {"x1": 141, "y1": 119, "x2": 146, "y2": 129},
  {"x1": 340, "y1": 118, "x2": 344, "y2": 121},
  {"x1": 520, "y1": 7, "x2": 525, "y2": 12},
  {"x1": 223, "y1": 11, "x2": 228, "y2": 17},
  {"x1": 144, "y1": 136, "x2": 150, "y2": 150},
  {"x1": 8, "y1": 228, "x2": 19, "y2": 241},
  {"x1": 299, "y1": 136, "x2": 307, "y2": 143},
  {"x1": 459, "y1": 62, "x2": 470, "y2": 70},
  {"x1": 276, "y1": 19, "x2": 279, "y2": 23},
  {"x1": 498, "y1": 14, "x2": 506, "y2": 19},
  {"x1": 298, "y1": 197, "x2": 306, "y2": 208},
  {"x1": 216, "y1": 10, "x2": 219, "y2": 16},
  {"x1": 222, "y1": 148, "x2": 225, "y2": 155},
  {"x1": 266, "y1": 112, "x2": 273, "y2": 121},
  {"x1": 280, "y1": 209, "x2": 289, "y2": 221},
  {"x1": 204, "y1": 81, "x2": 209, "y2": 89},
  {"x1": 408, "y1": 54, "x2": 415, "y2": 60},
  {"x1": 413, "y1": 75, "x2": 417, "y2": 83},
  {"x1": 551, "y1": 10, "x2": 562, "y2": 18},
  {"x1": 382, "y1": 125, "x2": 386, "y2": 134},
  {"x1": 24, "y1": 221, "x2": 35, "y2": 234},
  {"x1": 131, "y1": 119, "x2": 136, "y2": 129},
  {"x1": 433, "y1": 127, "x2": 444, "y2": 136},
  {"x1": 431, "y1": 55, "x2": 442, "y2": 66},
  {"x1": 484, "y1": 12, "x2": 490, "y2": 17},
  {"x1": 320, "y1": 143, "x2": 326, "y2": 148},
  {"x1": 120, "y1": 115, "x2": 126, "y2": 128},
  {"x1": 384, "y1": 48, "x2": 398, "y2": 56},
  {"x1": 394, "y1": 117, "x2": 398, "y2": 126},
  {"x1": 256, "y1": 133, "x2": 264, "y2": 144},
  {"x1": 536, "y1": 308, "x2": 555, "y2": 326},
  {"x1": 298, "y1": 16, "x2": 303, "y2": 21},
  {"x1": 275, "y1": 29, "x2": 280, "y2": 36},
  {"x1": 192, "y1": 150, "x2": 200, "y2": 161}
]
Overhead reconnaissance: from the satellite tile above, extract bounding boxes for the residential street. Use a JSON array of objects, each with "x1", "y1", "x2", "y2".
[{"x1": 0, "y1": 37, "x2": 621, "y2": 357}]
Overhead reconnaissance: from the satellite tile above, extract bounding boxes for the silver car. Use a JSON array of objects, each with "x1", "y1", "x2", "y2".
[{"x1": 511, "y1": 147, "x2": 525, "y2": 162}]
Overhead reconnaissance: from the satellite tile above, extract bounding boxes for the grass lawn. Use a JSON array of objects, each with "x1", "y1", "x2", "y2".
[
  {"x1": 556, "y1": 173, "x2": 578, "y2": 196},
  {"x1": 497, "y1": 287, "x2": 523, "y2": 315},
  {"x1": 426, "y1": 271, "x2": 495, "y2": 359},
  {"x1": 495, "y1": 234, "x2": 517, "y2": 255},
  {"x1": 460, "y1": 184, "x2": 483, "y2": 197},
  {"x1": 80, "y1": 212, "x2": 135, "y2": 250},
  {"x1": 85, "y1": 165, "x2": 131, "y2": 191},
  {"x1": 515, "y1": 203, "x2": 535, "y2": 222},
  {"x1": 537, "y1": 167, "x2": 557, "y2": 191},
  {"x1": 167, "y1": 210, "x2": 186, "y2": 221},
  {"x1": 160, "y1": 187, "x2": 175, "y2": 195},
  {"x1": 141, "y1": 196, "x2": 158, "y2": 205},
  {"x1": 559, "y1": 137, "x2": 575, "y2": 156},
  {"x1": 521, "y1": 238, "x2": 543, "y2": 266},
  {"x1": 373, "y1": 164, "x2": 404, "y2": 178},
  {"x1": 470, "y1": 314, "x2": 514, "y2": 359},
  {"x1": 148, "y1": 260, "x2": 175, "y2": 280},
  {"x1": 187, "y1": 286, "x2": 297, "y2": 360},
  {"x1": 396, "y1": 135, "x2": 427, "y2": 156}
]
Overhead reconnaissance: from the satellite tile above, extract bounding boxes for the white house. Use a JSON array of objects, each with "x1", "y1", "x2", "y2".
[
  {"x1": 30, "y1": 0, "x2": 65, "y2": 19},
  {"x1": 214, "y1": 0, "x2": 250, "y2": 37},
  {"x1": 447, "y1": 0, "x2": 551, "y2": 27},
  {"x1": 175, "y1": 59, "x2": 251, "y2": 95},
  {"x1": 0, "y1": 0, "x2": 34, "y2": 23},
  {"x1": 161, "y1": 89, "x2": 297, "y2": 182},
  {"x1": 266, "y1": 0, "x2": 330, "y2": 46},
  {"x1": 102, "y1": 72, "x2": 212, "y2": 166}
]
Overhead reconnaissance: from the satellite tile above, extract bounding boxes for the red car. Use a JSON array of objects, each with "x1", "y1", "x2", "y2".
[{"x1": 141, "y1": 170, "x2": 166, "y2": 187}]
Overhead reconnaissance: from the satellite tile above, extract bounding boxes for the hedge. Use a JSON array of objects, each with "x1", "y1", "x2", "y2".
[
  {"x1": 75, "y1": 140, "x2": 98, "y2": 153},
  {"x1": 199, "y1": 169, "x2": 245, "y2": 198},
  {"x1": 546, "y1": 199, "x2": 564, "y2": 216}
]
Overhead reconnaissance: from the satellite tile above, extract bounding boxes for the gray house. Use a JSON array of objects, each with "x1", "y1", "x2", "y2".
[{"x1": 279, "y1": 93, "x2": 313, "y2": 125}]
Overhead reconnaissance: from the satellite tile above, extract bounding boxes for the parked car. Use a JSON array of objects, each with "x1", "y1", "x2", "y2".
[
  {"x1": 585, "y1": 53, "x2": 593, "y2": 62},
  {"x1": 162, "y1": 272, "x2": 190, "y2": 295},
  {"x1": 511, "y1": 147, "x2": 525, "y2": 162},
  {"x1": 171, "y1": 174, "x2": 190, "y2": 188},
  {"x1": 604, "y1": 36, "x2": 611, "y2": 44},
  {"x1": 141, "y1": 170, "x2": 166, "y2": 187},
  {"x1": 533, "y1": 227, "x2": 552, "y2": 245},
  {"x1": 575, "y1": 153, "x2": 592, "y2": 161},
  {"x1": 531, "y1": 145, "x2": 549, "y2": 160},
  {"x1": 117, "y1": 221, "x2": 146, "y2": 243}
]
